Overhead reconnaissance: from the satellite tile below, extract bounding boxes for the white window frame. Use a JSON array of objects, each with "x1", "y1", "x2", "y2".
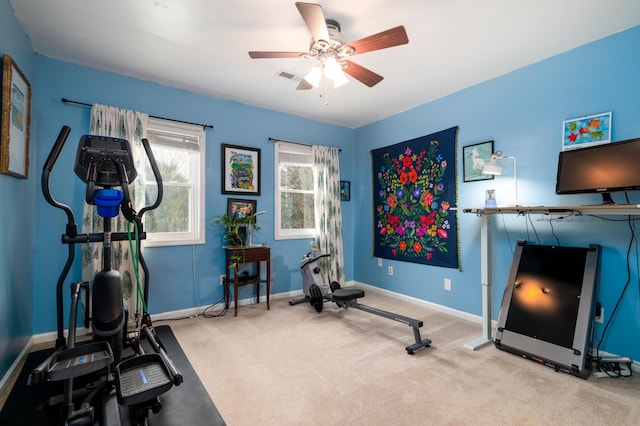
[
  {"x1": 143, "y1": 117, "x2": 206, "y2": 247},
  {"x1": 274, "y1": 141, "x2": 315, "y2": 240}
]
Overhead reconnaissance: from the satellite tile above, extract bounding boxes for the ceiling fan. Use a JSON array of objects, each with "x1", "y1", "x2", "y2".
[{"x1": 248, "y1": 2, "x2": 409, "y2": 90}]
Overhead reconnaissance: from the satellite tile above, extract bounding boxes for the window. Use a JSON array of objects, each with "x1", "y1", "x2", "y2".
[
  {"x1": 143, "y1": 118, "x2": 205, "y2": 246},
  {"x1": 275, "y1": 141, "x2": 315, "y2": 240}
]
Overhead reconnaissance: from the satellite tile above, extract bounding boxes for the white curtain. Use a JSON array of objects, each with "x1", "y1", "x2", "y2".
[
  {"x1": 82, "y1": 104, "x2": 149, "y2": 325},
  {"x1": 313, "y1": 145, "x2": 345, "y2": 285}
]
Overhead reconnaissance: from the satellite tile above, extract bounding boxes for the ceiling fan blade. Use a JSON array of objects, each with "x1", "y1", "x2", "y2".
[
  {"x1": 249, "y1": 51, "x2": 307, "y2": 59},
  {"x1": 295, "y1": 2, "x2": 330, "y2": 43},
  {"x1": 296, "y1": 79, "x2": 313, "y2": 90},
  {"x1": 342, "y1": 60, "x2": 384, "y2": 87},
  {"x1": 345, "y1": 26, "x2": 409, "y2": 55}
]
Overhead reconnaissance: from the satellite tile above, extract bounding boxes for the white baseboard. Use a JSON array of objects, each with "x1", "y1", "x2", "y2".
[
  {"x1": 151, "y1": 289, "x2": 304, "y2": 321},
  {"x1": 349, "y1": 280, "x2": 488, "y2": 325},
  {"x1": 0, "y1": 336, "x2": 33, "y2": 403},
  {"x1": 32, "y1": 326, "x2": 92, "y2": 346}
]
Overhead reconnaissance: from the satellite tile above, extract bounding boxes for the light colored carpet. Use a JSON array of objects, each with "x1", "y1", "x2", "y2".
[{"x1": 168, "y1": 291, "x2": 640, "y2": 426}]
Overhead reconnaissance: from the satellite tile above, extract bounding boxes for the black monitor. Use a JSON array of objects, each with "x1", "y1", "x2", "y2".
[{"x1": 555, "y1": 137, "x2": 640, "y2": 204}]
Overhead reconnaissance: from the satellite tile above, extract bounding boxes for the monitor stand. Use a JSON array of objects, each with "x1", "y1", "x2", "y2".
[{"x1": 600, "y1": 193, "x2": 615, "y2": 204}]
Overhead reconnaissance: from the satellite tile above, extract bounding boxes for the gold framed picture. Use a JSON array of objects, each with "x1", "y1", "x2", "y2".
[{"x1": 1, "y1": 55, "x2": 31, "y2": 178}]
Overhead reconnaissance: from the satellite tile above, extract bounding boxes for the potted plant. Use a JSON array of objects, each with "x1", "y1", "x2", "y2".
[
  {"x1": 212, "y1": 213, "x2": 260, "y2": 248},
  {"x1": 213, "y1": 213, "x2": 261, "y2": 277}
]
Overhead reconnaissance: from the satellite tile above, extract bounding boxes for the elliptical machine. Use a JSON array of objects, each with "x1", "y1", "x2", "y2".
[{"x1": 29, "y1": 126, "x2": 182, "y2": 425}]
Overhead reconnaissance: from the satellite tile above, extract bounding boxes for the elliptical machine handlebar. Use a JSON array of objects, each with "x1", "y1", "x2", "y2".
[
  {"x1": 42, "y1": 126, "x2": 76, "y2": 236},
  {"x1": 138, "y1": 137, "x2": 163, "y2": 218},
  {"x1": 300, "y1": 253, "x2": 330, "y2": 269},
  {"x1": 43, "y1": 127, "x2": 164, "y2": 226}
]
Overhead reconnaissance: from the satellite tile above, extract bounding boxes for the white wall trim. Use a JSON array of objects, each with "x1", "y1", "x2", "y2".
[
  {"x1": 151, "y1": 289, "x2": 304, "y2": 321},
  {"x1": 349, "y1": 280, "x2": 488, "y2": 325},
  {"x1": 0, "y1": 336, "x2": 33, "y2": 407},
  {"x1": 32, "y1": 326, "x2": 92, "y2": 346}
]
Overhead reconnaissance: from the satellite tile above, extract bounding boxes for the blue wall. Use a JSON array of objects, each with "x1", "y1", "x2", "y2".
[
  {"x1": 1, "y1": 0, "x2": 639, "y2": 382},
  {"x1": 0, "y1": 0, "x2": 36, "y2": 381},
  {"x1": 31, "y1": 57, "x2": 356, "y2": 332},
  {"x1": 354, "y1": 26, "x2": 640, "y2": 360}
]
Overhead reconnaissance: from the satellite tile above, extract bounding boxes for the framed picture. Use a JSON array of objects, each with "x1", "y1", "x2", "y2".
[
  {"x1": 221, "y1": 144, "x2": 261, "y2": 195},
  {"x1": 562, "y1": 112, "x2": 611, "y2": 151},
  {"x1": 1, "y1": 55, "x2": 31, "y2": 179},
  {"x1": 340, "y1": 181, "x2": 350, "y2": 201},
  {"x1": 227, "y1": 198, "x2": 257, "y2": 222},
  {"x1": 462, "y1": 140, "x2": 494, "y2": 182}
]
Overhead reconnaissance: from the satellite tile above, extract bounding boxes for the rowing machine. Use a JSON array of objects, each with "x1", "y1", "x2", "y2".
[{"x1": 289, "y1": 253, "x2": 431, "y2": 355}]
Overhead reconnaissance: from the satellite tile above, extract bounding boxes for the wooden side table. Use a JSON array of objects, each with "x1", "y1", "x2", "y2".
[{"x1": 224, "y1": 246, "x2": 271, "y2": 316}]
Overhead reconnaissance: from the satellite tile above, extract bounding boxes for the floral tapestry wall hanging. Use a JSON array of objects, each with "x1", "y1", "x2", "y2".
[{"x1": 372, "y1": 127, "x2": 459, "y2": 269}]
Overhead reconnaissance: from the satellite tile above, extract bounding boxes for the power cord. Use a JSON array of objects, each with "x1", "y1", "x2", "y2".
[
  {"x1": 592, "y1": 357, "x2": 633, "y2": 378},
  {"x1": 192, "y1": 244, "x2": 201, "y2": 315},
  {"x1": 593, "y1": 212, "x2": 637, "y2": 375},
  {"x1": 202, "y1": 275, "x2": 231, "y2": 318},
  {"x1": 547, "y1": 216, "x2": 561, "y2": 245},
  {"x1": 499, "y1": 214, "x2": 515, "y2": 255}
]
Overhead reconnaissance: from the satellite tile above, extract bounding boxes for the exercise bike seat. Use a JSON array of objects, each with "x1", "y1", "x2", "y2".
[{"x1": 332, "y1": 288, "x2": 365, "y2": 301}]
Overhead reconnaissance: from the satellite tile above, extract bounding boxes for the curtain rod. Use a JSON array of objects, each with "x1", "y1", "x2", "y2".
[
  {"x1": 61, "y1": 98, "x2": 214, "y2": 130},
  {"x1": 268, "y1": 137, "x2": 341, "y2": 152}
]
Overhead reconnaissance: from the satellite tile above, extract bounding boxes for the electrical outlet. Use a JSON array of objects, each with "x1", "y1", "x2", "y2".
[
  {"x1": 387, "y1": 266, "x2": 393, "y2": 276},
  {"x1": 595, "y1": 307, "x2": 604, "y2": 323},
  {"x1": 444, "y1": 278, "x2": 452, "y2": 291},
  {"x1": 219, "y1": 274, "x2": 226, "y2": 286},
  {"x1": 377, "y1": 258, "x2": 382, "y2": 267}
]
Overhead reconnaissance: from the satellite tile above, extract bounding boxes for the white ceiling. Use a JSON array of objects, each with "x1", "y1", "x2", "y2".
[{"x1": 10, "y1": 0, "x2": 640, "y2": 128}]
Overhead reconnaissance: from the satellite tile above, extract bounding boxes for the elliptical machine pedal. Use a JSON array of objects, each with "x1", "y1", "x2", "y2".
[
  {"x1": 116, "y1": 353, "x2": 173, "y2": 406},
  {"x1": 45, "y1": 341, "x2": 114, "y2": 382}
]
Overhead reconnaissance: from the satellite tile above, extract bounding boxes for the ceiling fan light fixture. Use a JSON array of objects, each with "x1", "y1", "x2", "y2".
[
  {"x1": 249, "y1": 3, "x2": 409, "y2": 91},
  {"x1": 323, "y1": 57, "x2": 341, "y2": 79},
  {"x1": 332, "y1": 70, "x2": 349, "y2": 88},
  {"x1": 304, "y1": 65, "x2": 322, "y2": 87}
]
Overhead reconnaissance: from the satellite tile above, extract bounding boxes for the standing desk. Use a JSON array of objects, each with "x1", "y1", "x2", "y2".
[{"x1": 462, "y1": 204, "x2": 640, "y2": 350}]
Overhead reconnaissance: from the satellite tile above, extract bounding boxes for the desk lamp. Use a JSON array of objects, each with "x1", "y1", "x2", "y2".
[
  {"x1": 247, "y1": 210, "x2": 267, "y2": 246},
  {"x1": 482, "y1": 151, "x2": 519, "y2": 206}
]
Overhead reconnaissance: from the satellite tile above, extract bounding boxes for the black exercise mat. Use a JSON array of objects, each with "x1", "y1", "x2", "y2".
[{"x1": 0, "y1": 325, "x2": 225, "y2": 425}]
